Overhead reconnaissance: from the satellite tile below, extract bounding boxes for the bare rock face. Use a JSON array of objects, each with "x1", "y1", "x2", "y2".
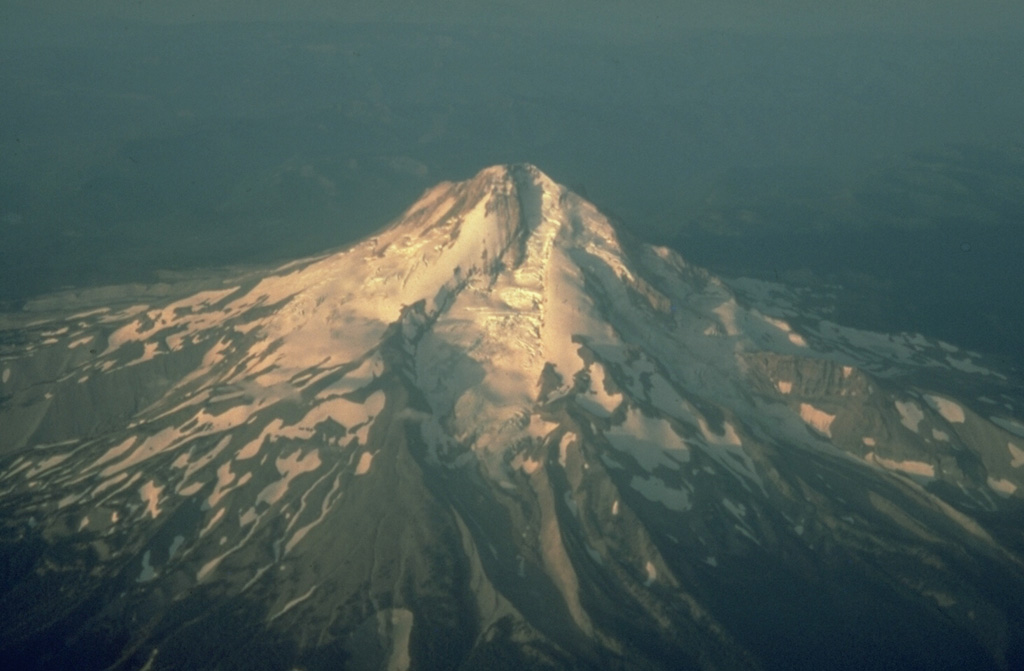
[{"x1": 1, "y1": 165, "x2": 1023, "y2": 670}]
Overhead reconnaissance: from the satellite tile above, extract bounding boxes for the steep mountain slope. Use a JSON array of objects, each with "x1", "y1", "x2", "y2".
[{"x1": 1, "y1": 165, "x2": 1023, "y2": 670}]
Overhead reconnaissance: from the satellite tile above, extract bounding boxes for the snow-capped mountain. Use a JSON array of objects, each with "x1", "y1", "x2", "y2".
[{"x1": 1, "y1": 164, "x2": 1023, "y2": 670}]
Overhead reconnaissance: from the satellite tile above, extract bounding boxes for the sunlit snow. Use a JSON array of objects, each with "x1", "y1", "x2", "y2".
[
  {"x1": 1009, "y1": 443, "x2": 1024, "y2": 468},
  {"x1": 354, "y1": 452, "x2": 374, "y2": 475},
  {"x1": 799, "y1": 403, "x2": 836, "y2": 437},
  {"x1": 865, "y1": 452, "x2": 935, "y2": 478},
  {"x1": 925, "y1": 395, "x2": 966, "y2": 423},
  {"x1": 987, "y1": 477, "x2": 1017, "y2": 495},
  {"x1": 644, "y1": 560, "x2": 657, "y2": 586},
  {"x1": 577, "y1": 362, "x2": 621, "y2": 416},
  {"x1": 139, "y1": 480, "x2": 163, "y2": 519},
  {"x1": 257, "y1": 450, "x2": 322, "y2": 505},
  {"x1": 895, "y1": 400, "x2": 925, "y2": 433}
]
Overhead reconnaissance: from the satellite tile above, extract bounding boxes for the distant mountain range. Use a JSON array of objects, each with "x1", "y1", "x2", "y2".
[{"x1": 1, "y1": 165, "x2": 1022, "y2": 670}]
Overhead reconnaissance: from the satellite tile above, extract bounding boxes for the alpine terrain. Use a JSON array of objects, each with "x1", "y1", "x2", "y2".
[{"x1": 1, "y1": 164, "x2": 1023, "y2": 671}]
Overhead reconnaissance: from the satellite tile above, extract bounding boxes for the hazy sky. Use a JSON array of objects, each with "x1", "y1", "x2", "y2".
[{"x1": 5, "y1": 0, "x2": 1024, "y2": 36}]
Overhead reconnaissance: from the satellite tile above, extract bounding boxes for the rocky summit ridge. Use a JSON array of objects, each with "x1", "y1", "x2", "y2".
[{"x1": 1, "y1": 165, "x2": 1023, "y2": 671}]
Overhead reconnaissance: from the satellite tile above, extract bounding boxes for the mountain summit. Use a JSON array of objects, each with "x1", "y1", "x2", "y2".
[{"x1": 1, "y1": 165, "x2": 1023, "y2": 670}]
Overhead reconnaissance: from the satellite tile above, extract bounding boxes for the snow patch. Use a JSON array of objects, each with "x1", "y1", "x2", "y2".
[
  {"x1": 139, "y1": 480, "x2": 163, "y2": 519},
  {"x1": 865, "y1": 452, "x2": 935, "y2": 478},
  {"x1": 946, "y1": 356, "x2": 1000, "y2": 377},
  {"x1": 257, "y1": 450, "x2": 322, "y2": 505},
  {"x1": 761, "y1": 314, "x2": 807, "y2": 345},
  {"x1": 577, "y1": 362, "x2": 621, "y2": 416},
  {"x1": 57, "y1": 493, "x2": 80, "y2": 509},
  {"x1": 354, "y1": 452, "x2": 374, "y2": 475},
  {"x1": 527, "y1": 414, "x2": 558, "y2": 440},
  {"x1": 925, "y1": 395, "x2": 965, "y2": 424},
  {"x1": 762, "y1": 315, "x2": 792, "y2": 332},
  {"x1": 200, "y1": 508, "x2": 226, "y2": 537},
  {"x1": 644, "y1": 560, "x2": 657, "y2": 586},
  {"x1": 298, "y1": 390, "x2": 384, "y2": 444},
  {"x1": 558, "y1": 432, "x2": 575, "y2": 467},
  {"x1": 799, "y1": 403, "x2": 836, "y2": 437},
  {"x1": 125, "y1": 341, "x2": 160, "y2": 367},
  {"x1": 207, "y1": 462, "x2": 238, "y2": 507},
  {"x1": 712, "y1": 299, "x2": 740, "y2": 336},
  {"x1": 197, "y1": 556, "x2": 224, "y2": 582},
  {"x1": 895, "y1": 400, "x2": 924, "y2": 433},
  {"x1": 315, "y1": 355, "x2": 383, "y2": 397},
  {"x1": 788, "y1": 333, "x2": 808, "y2": 347},
  {"x1": 284, "y1": 471, "x2": 344, "y2": 556},
  {"x1": 270, "y1": 585, "x2": 318, "y2": 621},
  {"x1": 95, "y1": 437, "x2": 137, "y2": 469},
  {"x1": 987, "y1": 477, "x2": 1017, "y2": 495},
  {"x1": 25, "y1": 452, "x2": 72, "y2": 478},
  {"x1": 1009, "y1": 443, "x2": 1024, "y2": 468},
  {"x1": 606, "y1": 407, "x2": 689, "y2": 471},
  {"x1": 381, "y1": 609, "x2": 414, "y2": 671}
]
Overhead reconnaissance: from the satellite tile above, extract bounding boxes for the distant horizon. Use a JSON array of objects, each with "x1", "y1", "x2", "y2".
[{"x1": 6, "y1": 0, "x2": 1024, "y2": 37}]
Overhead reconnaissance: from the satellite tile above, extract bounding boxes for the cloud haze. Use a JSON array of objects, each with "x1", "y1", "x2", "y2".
[{"x1": 5, "y1": 1, "x2": 1024, "y2": 35}]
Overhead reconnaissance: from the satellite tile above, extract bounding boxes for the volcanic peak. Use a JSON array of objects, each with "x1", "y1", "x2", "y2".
[
  {"x1": 276, "y1": 163, "x2": 627, "y2": 330},
  {"x1": 139, "y1": 163, "x2": 639, "y2": 461}
]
